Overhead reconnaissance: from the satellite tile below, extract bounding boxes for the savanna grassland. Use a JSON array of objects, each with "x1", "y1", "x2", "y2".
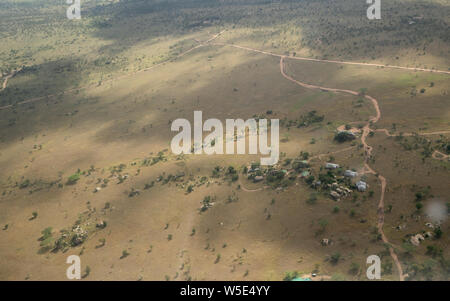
[{"x1": 0, "y1": 0, "x2": 449, "y2": 281}]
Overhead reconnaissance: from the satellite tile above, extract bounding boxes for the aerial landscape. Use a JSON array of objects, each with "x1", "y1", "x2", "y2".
[{"x1": 0, "y1": 0, "x2": 449, "y2": 282}]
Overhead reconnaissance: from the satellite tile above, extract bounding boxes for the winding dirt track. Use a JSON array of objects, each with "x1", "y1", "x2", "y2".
[
  {"x1": 1, "y1": 68, "x2": 22, "y2": 91},
  {"x1": 308, "y1": 146, "x2": 357, "y2": 161},
  {"x1": 213, "y1": 43, "x2": 450, "y2": 75},
  {"x1": 432, "y1": 150, "x2": 450, "y2": 161},
  {"x1": 2, "y1": 30, "x2": 449, "y2": 111},
  {"x1": 278, "y1": 56, "x2": 405, "y2": 281},
  {"x1": 238, "y1": 178, "x2": 264, "y2": 192},
  {"x1": 0, "y1": 32, "x2": 226, "y2": 111},
  {"x1": 375, "y1": 128, "x2": 450, "y2": 137}
]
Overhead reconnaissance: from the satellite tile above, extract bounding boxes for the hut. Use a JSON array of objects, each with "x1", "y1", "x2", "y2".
[
  {"x1": 356, "y1": 181, "x2": 367, "y2": 192},
  {"x1": 344, "y1": 170, "x2": 358, "y2": 178}
]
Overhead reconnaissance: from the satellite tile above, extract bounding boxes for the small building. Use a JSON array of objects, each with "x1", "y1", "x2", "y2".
[
  {"x1": 410, "y1": 234, "x2": 425, "y2": 246},
  {"x1": 344, "y1": 170, "x2": 358, "y2": 178},
  {"x1": 300, "y1": 170, "x2": 310, "y2": 178},
  {"x1": 425, "y1": 223, "x2": 434, "y2": 229},
  {"x1": 338, "y1": 130, "x2": 356, "y2": 137},
  {"x1": 356, "y1": 181, "x2": 367, "y2": 192},
  {"x1": 330, "y1": 191, "x2": 340, "y2": 200},
  {"x1": 325, "y1": 163, "x2": 340, "y2": 169},
  {"x1": 253, "y1": 176, "x2": 264, "y2": 182},
  {"x1": 294, "y1": 160, "x2": 309, "y2": 168}
]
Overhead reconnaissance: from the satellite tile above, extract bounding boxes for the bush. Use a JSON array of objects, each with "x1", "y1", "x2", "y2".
[
  {"x1": 434, "y1": 227, "x2": 442, "y2": 239},
  {"x1": 426, "y1": 245, "x2": 442, "y2": 258},
  {"x1": 283, "y1": 271, "x2": 299, "y2": 281},
  {"x1": 382, "y1": 261, "x2": 393, "y2": 275},
  {"x1": 334, "y1": 131, "x2": 355, "y2": 143},
  {"x1": 40, "y1": 227, "x2": 53, "y2": 241},
  {"x1": 19, "y1": 179, "x2": 31, "y2": 189},
  {"x1": 330, "y1": 252, "x2": 341, "y2": 264},
  {"x1": 120, "y1": 250, "x2": 130, "y2": 259},
  {"x1": 307, "y1": 193, "x2": 318, "y2": 205},
  {"x1": 416, "y1": 202, "x2": 423, "y2": 211},
  {"x1": 305, "y1": 175, "x2": 315, "y2": 185},
  {"x1": 30, "y1": 212, "x2": 38, "y2": 220},
  {"x1": 67, "y1": 173, "x2": 81, "y2": 185},
  {"x1": 330, "y1": 273, "x2": 346, "y2": 281},
  {"x1": 349, "y1": 262, "x2": 360, "y2": 275},
  {"x1": 82, "y1": 266, "x2": 91, "y2": 279}
]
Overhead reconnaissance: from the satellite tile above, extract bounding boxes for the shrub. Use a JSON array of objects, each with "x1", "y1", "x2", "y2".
[
  {"x1": 305, "y1": 175, "x2": 315, "y2": 185},
  {"x1": 82, "y1": 266, "x2": 91, "y2": 279},
  {"x1": 283, "y1": 271, "x2": 299, "y2": 281},
  {"x1": 426, "y1": 245, "x2": 442, "y2": 258},
  {"x1": 330, "y1": 273, "x2": 346, "y2": 281},
  {"x1": 330, "y1": 252, "x2": 341, "y2": 264},
  {"x1": 382, "y1": 261, "x2": 393, "y2": 275},
  {"x1": 307, "y1": 193, "x2": 318, "y2": 205},
  {"x1": 416, "y1": 202, "x2": 423, "y2": 211},
  {"x1": 120, "y1": 250, "x2": 130, "y2": 259},
  {"x1": 434, "y1": 227, "x2": 442, "y2": 239},
  {"x1": 67, "y1": 173, "x2": 80, "y2": 185},
  {"x1": 30, "y1": 212, "x2": 38, "y2": 220},
  {"x1": 19, "y1": 179, "x2": 31, "y2": 189},
  {"x1": 349, "y1": 262, "x2": 360, "y2": 275},
  {"x1": 334, "y1": 131, "x2": 356, "y2": 143}
]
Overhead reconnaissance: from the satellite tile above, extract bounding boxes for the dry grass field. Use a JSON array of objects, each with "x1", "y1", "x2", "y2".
[{"x1": 0, "y1": 0, "x2": 448, "y2": 281}]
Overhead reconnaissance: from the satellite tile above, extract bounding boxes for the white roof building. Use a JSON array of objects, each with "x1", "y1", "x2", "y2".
[
  {"x1": 344, "y1": 170, "x2": 358, "y2": 178},
  {"x1": 356, "y1": 181, "x2": 367, "y2": 192},
  {"x1": 325, "y1": 163, "x2": 340, "y2": 169}
]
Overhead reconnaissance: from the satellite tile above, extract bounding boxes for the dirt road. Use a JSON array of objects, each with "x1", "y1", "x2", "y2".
[
  {"x1": 279, "y1": 56, "x2": 406, "y2": 281},
  {"x1": 214, "y1": 43, "x2": 450, "y2": 75},
  {"x1": 2, "y1": 29, "x2": 449, "y2": 111},
  {"x1": 1, "y1": 68, "x2": 22, "y2": 91},
  {"x1": 1, "y1": 30, "x2": 449, "y2": 280},
  {"x1": 0, "y1": 32, "x2": 227, "y2": 110},
  {"x1": 238, "y1": 178, "x2": 264, "y2": 192},
  {"x1": 375, "y1": 128, "x2": 450, "y2": 137},
  {"x1": 432, "y1": 150, "x2": 450, "y2": 161}
]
